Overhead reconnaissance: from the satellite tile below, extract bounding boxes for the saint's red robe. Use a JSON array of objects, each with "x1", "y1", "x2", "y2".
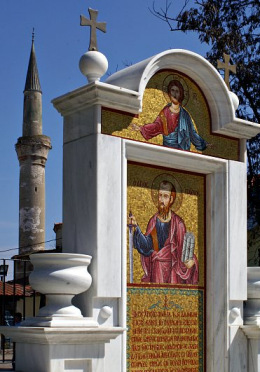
[{"x1": 140, "y1": 212, "x2": 199, "y2": 284}]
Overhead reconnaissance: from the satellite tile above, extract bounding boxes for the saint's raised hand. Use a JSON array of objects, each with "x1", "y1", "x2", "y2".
[
  {"x1": 184, "y1": 259, "x2": 195, "y2": 269},
  {"x1": 129, "y1": 123, "x2": 141, "y2": 131}
]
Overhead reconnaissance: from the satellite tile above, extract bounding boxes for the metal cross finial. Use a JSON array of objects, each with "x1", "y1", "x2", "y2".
[
  {"x1": 80, "y1": 8, "x2": 106, "y2": 51},
  {"x1": 217, "y1": 53, "x2": 236, "y2": 90}
]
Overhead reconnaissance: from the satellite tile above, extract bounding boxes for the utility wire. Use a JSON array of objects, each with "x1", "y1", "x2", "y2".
[{"x1": 0, "y1": 238, "x2": 62, "y2": 253}]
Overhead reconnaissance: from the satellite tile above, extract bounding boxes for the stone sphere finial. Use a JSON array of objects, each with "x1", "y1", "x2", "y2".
[
  {"x1": 79, "y1": 50, "x2": 108, "y2": 83},
  {"x1": 229, "y1": 91, "x2": 239, "y2": 111}
]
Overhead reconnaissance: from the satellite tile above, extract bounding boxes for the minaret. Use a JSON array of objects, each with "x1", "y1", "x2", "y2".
[{"x1": 15, "y1": 33, "x2": 51, "y2": 255}]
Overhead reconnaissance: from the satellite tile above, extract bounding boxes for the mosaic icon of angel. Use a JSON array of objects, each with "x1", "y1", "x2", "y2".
[{"x1": 131, "y1": 77, "x2": 211, "y2": 152}]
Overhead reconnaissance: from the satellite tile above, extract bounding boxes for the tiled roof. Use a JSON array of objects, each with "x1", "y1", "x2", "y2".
[{"x1": 0, "y1": 281, "x2": 34, "y2": 297}]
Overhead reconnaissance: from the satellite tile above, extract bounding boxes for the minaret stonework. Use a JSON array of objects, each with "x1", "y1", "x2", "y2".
[{"x1": 15, "y1": 38, "x2": 51, "y2": 255}]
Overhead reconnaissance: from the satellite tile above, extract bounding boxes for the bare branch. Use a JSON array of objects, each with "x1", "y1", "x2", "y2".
[{"x1": 179, "y1": 0, "x2": 190, "y2": 15}]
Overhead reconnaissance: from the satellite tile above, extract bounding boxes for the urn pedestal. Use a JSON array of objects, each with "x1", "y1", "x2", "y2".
[
  {"x1": 0, "y1": 253, "x2": 124, "y2": 372},
  {"x1": 242, "y1": 268, "x2": 260, "y2": 372}
]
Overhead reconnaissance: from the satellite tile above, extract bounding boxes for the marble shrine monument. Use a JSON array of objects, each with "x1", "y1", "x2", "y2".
[{"x1": 1, "y1": 6, "x2": 260, "y2": 372}]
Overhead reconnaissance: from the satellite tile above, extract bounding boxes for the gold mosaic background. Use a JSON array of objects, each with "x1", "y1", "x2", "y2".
[
  {"x1": 102, "y1": 70, "x2": 239, "y2": 160},
  {"x1": 127, "y1": 163, "x2": 205, "y2": 287}
]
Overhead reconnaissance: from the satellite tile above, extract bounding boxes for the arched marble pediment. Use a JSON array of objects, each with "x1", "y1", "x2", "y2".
[{"x1": 106, "y1": 49, "x2": 259, "y2": 139}]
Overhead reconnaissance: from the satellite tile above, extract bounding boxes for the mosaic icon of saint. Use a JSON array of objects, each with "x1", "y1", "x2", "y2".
[
  {"x1": 130, "y1": 180, "x2": 199, "y2": 284},
  {"x1": 132, "y1": 80, "x2": 210, "y2": 151}
]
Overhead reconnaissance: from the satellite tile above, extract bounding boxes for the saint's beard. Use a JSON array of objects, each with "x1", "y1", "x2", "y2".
[{"x1": 158, "y1": 202, "x2": 171, "y2": 220}]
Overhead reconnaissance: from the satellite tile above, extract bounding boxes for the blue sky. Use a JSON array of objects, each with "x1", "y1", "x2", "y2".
[{"x1": 0, "y1": 0, "x2": 208, "y2": 264}]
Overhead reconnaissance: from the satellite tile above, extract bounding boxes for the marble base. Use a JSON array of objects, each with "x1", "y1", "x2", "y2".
[
  {"x1": 241, "y1": 325, "x2": 260, "y2": 339},
  {"x1": 0, "y1": 325, "x2": 124, "y2": 372},
  {"x1": 20, "y1": 316, "x2": 98, "y2": 328}
]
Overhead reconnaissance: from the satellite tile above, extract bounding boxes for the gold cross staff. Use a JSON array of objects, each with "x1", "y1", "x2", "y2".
[
  {"x1": 217, "y1": 53, "x2": 236, "y2": 90},
  {"x1": 80, "y1": 8, "x2": 106, "y2": 52}
]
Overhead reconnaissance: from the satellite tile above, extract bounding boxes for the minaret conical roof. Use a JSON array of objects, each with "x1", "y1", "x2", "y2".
[{"x1": 24, "y1": 38, "x2": 42, "y2": 93}]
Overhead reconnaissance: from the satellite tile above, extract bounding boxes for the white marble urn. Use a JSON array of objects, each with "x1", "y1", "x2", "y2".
[
  {"x1": 244, "y1": 267, "x2": 260, "y2": 325},
  {"x1": 25, "y1": 253, "x2": 97, "y2": 327}
]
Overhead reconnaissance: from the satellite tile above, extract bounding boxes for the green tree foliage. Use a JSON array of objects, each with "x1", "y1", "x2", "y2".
[{"x1": 151, "y1": 0, "x2": 260, "y2": 228}]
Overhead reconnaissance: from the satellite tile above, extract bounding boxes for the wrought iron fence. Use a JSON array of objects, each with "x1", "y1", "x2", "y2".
[{"x1": 0, "y1": 258, "x2": 37, "y2": 367}]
